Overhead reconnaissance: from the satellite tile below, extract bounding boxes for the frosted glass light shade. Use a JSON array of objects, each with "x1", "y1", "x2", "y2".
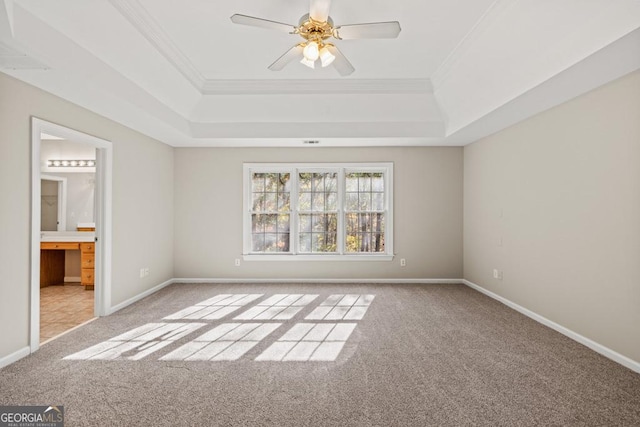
[
  {"x1": 303, "y1": 42, "x2": 320, "y2": 61},
  {"x1": 300, "y1": 57, "x2": 316, "y2": 69},
  {"x1": 319, "y1": 47, "x2": 335, "y2": 67}
]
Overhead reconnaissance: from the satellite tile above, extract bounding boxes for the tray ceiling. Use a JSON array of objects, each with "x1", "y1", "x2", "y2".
[{"x1": 1, "y1": 0, "x2": 639, "y2": 147}]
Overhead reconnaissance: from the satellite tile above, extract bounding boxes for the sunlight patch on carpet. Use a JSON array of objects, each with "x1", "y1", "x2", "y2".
[{"x1": 64, "y1": 293, "x2": 374, "y2": 362}]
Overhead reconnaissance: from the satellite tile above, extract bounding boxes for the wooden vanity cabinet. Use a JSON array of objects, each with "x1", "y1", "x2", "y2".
[
  {"x1": 80, "y1": 242, "x2": 95, "y2": 290},
  {"x1": 40, "y1": 241, "x2": 95, "y2": 290}
]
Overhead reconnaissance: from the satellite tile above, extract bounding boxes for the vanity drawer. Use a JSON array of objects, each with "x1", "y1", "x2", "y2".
[
  {"x1": 80, "y1": 242, "x2": 95, "y2": 253},
  {"x1": 81, "y1": 269, "x2": 94, "y2": 284},
  {"x1": 81, "y1": 253, "x2": 95, "y2": 268},
  {"x1": 41, "y1": 242, "x2": 80, "y2": 250}
]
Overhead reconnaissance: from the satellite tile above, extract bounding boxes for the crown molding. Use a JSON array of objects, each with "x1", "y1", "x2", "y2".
[
  {"x1": 431, "y1": 0, "x2": 519, "y2": 90},
  {"x1": 200, "y1": 78, "x2": 433, "y2": 95},
  {"x1": 108, "y1": 0, "x2": 432, "y2": 96},
  {"x1": 108, "y1": 0, "x2": 206, "y2": 91}
]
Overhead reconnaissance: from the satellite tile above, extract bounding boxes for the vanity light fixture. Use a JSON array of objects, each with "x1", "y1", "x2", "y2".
[{"x1": 48, "y1": 159, "x2": 96, "y2": 167}]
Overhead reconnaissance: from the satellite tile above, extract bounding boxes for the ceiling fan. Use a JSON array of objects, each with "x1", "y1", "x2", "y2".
[{"x1": 230, "y1": 0, "x2": 401, "y2": 76}]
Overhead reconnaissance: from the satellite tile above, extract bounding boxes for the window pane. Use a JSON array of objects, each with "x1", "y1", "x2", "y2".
[
  {"x1": 326, "y1": 175, "x2": 337, "y2": 192},
  {"x1": 264, "y1": 214, "x2": 277, "y2": 232},
  {"x1": 326, "y1": 193, "x2": 337, "y2": 210},
  {"x1": 372, "y1": 175, "x2": 384, "y2": 192},
  {"x1": 299, "y1": 173, "x2": 312, "y2": 191},
  {"x1": 345, "y1": 193, "x2": 358, "y2": 211},
  {"x1": 359, "y1": 192, "x2": 371, "y2": 210},
  {"x1": 277, "y1": 233, "x2": 290, "y2": 252},
  {"x1": 346, "y1": 175, "x2": 358, "y2": 192},
  {"x1": 299, "y1": 214, "x2": 312, "y2": 232},
  {"x1": 312, "y1": 193, "x2": 325, "y2": 211},
  {"x1": 264, "y1": 173, "x2": 278, "y2": 192},
  {"x1": 252, "y1": 173, "x2": 265, "y2": 192},
  {"x1": 277, "y1": 214, "x2": 290, "y2": 232},
  {"x1": 252, "y1": 234, "x2": 265, "y2": 252},
  {"x1": 344, "y1": 213, "x2": 385, "y2": 253},
  {"x1": 299, "y1": 232, "x2": 311, "y2": 252},
  {"x1": 359, "y1": 174, "x2": 371, "y2": 192},
  {"x1": 299, "y1": 214, "x2": 337, "y2": 253},
  {"x1": 372, "y1": 193, "x2": 384, "y2": 210},
  {"x1": 278, "y1": 193, "x2": 290, "y2": 211},
  {"x1": 298, "y1": 192, "x2": 311, "y2": 210},
  {"x1": 251, "y1": 214, "x2": 265, "y2": 232},
  {"x1": 264, "y1": 233, "x2": 278, "y2": 251}
]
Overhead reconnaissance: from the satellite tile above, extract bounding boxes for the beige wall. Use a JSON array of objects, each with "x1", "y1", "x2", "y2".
[
  {"x1": 464, "y1": 70, "x2": 640, "y2": 363},
  {"x1": 174, "y1": 147, "x2": 463, "y2": 280},
  {"x1": 0, "y1": 72, "x2": 174, "y2": 361}
]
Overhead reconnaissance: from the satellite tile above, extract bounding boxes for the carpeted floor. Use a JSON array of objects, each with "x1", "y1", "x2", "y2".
[{"x1": 1, "y1": 283, "x2": 639, "y2": 426}]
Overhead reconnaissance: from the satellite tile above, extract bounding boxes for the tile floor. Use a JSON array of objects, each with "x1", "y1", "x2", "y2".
[{"x1": 40, "y1": 283, "x2": 95, "y2": 343}]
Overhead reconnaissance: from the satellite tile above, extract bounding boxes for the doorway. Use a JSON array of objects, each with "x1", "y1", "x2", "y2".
[{"x1": 30, "y1": 118, "x2": 113, "y2": 352}]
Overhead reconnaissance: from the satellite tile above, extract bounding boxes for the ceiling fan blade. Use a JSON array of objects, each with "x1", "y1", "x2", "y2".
[
  {"x1": 230, "y1": 14, "x2": 296, "y2": 33},
  {"x1": 325, "y1": 45, "x2": 354, "y2": 76},
  {"x1": 309, "y1": 0, "x2": 332, "y2": 22},
  {"x1": 268, "y1": 45, "x2": 304, "y2": 71},
  {"x1": 335, "y1": 21, "x2": 401, "y2": 39}
]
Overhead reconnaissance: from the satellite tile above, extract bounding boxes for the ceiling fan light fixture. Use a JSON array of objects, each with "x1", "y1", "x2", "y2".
[
  {"x1": 300, "y1": 56, "x2": 316, "y2": 69},
  {"x1": 302, "y1": 41, "x2": 320, "y2": 61},
  {"x1": 319, "y1": 46, "x2": 335, "y2": 67}
]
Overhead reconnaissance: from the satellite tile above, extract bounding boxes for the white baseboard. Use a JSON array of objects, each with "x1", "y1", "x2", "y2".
[
  {"x1": 463, "y1": 279, "x2": 640, "y2": 374},
  {"x1": 107, "y1": 278, "x2": 174, "y2": 315},
  {"x1": 64, "y1": 276, "x2": 81, "y2": 283},
  {"x1": 172, "y1": 278, "x2": 464, "y2": 284},
  {"x1": 0, "y1": 346, "x2": 30, "y2": 370}
]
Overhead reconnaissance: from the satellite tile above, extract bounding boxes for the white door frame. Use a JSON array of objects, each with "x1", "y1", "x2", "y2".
[
  {"x1": 40, "y1": 174, "x2": 67, "y2": 232},
  {"x1": 30, "y1": 118, "x2": 113, "y2": 353}
]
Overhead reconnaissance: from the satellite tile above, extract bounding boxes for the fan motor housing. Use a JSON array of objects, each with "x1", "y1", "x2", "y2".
[{"x1": 297, "y1": 14, "x2": 334, "y2": 41}]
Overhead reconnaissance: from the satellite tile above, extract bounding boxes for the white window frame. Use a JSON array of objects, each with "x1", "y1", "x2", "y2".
[{"x1": 243, "y1": 162, "x2": 394, "y2": 261}]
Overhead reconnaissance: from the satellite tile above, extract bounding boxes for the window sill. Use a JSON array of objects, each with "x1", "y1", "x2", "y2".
[{"x1": 243, "y1": 254, "x2": 394, "y2": 262}]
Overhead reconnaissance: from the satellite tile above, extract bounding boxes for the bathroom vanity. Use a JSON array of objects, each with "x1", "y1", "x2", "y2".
[{"x1": 40, "y1": 230, "x2": 95, "y2": 290}]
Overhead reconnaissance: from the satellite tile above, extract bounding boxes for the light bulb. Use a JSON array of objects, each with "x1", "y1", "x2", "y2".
[
  {"x1": 303, "y1": 42, "x2": 319, "y2": 61},
  {"x1": 87, "y1": 160, "x2": 96, "y2": 167},
  {"x1": 70, "y1": 160, "x2": 78, "y2": 167},
  {"x1": 61, "y1": 160, "x2": 70, "y2": 167},
  {"x1": 319, "y1": 47, "x2": 335, "y2": 67}
]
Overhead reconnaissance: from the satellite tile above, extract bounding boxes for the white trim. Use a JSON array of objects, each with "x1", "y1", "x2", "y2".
[
  {"x1": 243, "y1": 254, "x2": 394, "y2": 262},
  {"x1": 0, "y1": 346, "x2": 30, "y2": 370},
  {"x1": 106, "y1": 278, "x2": 174, "y2": 315},
  {"x1": 463, "y1": 279, "x2": 640, "y2": 374},
  {"x1": 30, "y1": 118, "x2": 113, "y2": 353},
  {"x1": 63, "y1": 276, "x2": 81, "y2": 283},
  {"x1": 201, "y1": 79, "x2": 433, "y2": 95},
  {"x1": 172, "y1": 278, "x2": 463, "y2": 284}
]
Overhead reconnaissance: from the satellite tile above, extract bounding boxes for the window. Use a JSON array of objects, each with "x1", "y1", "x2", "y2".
[{"x1": 243, "y1": 163, "x2": 393, "y2": 260}]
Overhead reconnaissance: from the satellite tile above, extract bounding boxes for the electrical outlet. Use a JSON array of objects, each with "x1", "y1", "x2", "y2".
[
  {"x1": 235, "y1": 258, "x2": 241, "y2": 267},
  {"x1": 400, "y1": 258, "x2": 406, "y2": 267},
  {"x1": 140, "y1": 268, "x2": 145, "y2": 278},
  {"x1": 493, "y1": 269, "x2": 503, "y2": 280}
]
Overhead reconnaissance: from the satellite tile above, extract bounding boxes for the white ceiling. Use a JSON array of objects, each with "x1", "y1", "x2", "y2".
[{"x1": 1, "y1": 0, "x2": 639, "y2": 147}]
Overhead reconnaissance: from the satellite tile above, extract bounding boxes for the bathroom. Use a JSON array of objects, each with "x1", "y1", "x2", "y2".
[{"x1": 39, "y1": 133, "x2": 96, "y2": 342}]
